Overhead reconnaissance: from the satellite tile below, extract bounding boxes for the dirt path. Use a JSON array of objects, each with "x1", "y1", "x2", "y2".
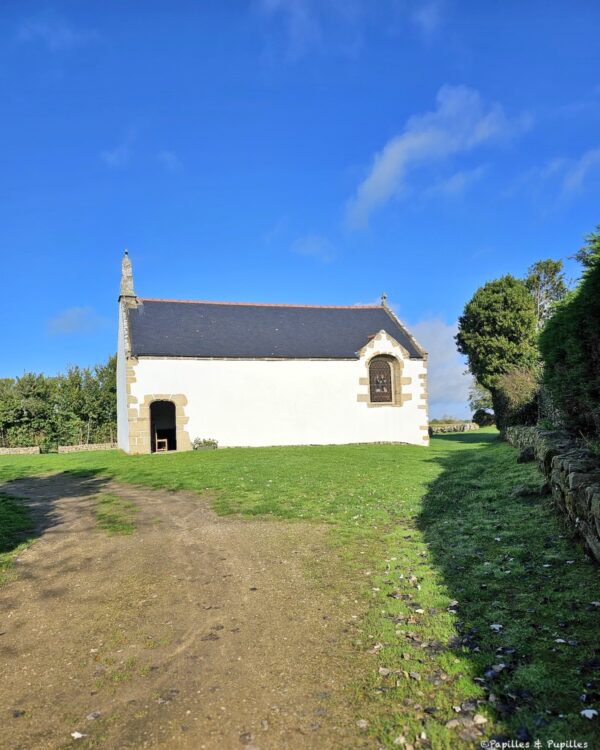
[{"x1": 0, "y1": 474, "x2": 372, "y2": 750}]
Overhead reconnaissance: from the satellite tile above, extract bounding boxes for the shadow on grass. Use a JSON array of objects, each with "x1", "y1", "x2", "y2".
[
  {"x1": 0, "y1": 470, "x2": 110, "y2": 555},
  {"x1": 418, "y1": 433, "x2": 600, "y2": 744},
  {"x1": 431, "y1": 430, "x2": 501, "y2": 446}
]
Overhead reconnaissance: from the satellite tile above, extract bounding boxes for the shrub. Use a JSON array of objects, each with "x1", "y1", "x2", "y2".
[
  {"x1": 472, "y1": 408, "x2": 495, "y2": 427},
  {"x1": 192, "y1": 437, "x2": 218, "y2": 450},
  {"x1": 456, "y1": 275, "x2": 538, "y2": 392},
  {"x1": 539, "y1": 256, "x2": 600, "y2": 437},
  {"x1": 493, "y1": 367, "x2": 540, "y2": 433}
]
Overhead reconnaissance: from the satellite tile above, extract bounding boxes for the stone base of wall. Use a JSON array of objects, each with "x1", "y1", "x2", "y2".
[
  {"x1": 58, "y1": 443, "x2": 118, "y2": 454},
  {"x1": 429, "y1": 423, "x2": 479, "y2": 435},
  {"x1": 0, "y1": 446, "x2": 41, "y2": 455},
  {"x1": 506, "y1": 426, "x2": 600, "y2": 562}
]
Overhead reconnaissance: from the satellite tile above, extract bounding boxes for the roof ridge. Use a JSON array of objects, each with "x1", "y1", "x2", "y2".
[
  {"x1": 138, "y1": 297, "x2": 382, "y2": 310},
  {"x1": 381, "y1": 305, "x2": 428, "y2": 358}
]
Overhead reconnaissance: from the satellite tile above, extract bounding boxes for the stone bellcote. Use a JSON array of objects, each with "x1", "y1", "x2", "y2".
[{"x1": 119, "y1": 250, "x2": 136, "y2": 303}]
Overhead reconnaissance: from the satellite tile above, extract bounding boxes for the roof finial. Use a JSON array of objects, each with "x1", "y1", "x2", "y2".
[
  {"x1": 120, "y1": 249, "x2": 136, "y2": 300},
  {"x1": 380, "y1": 292, "x2": 388, "y2": 307}
]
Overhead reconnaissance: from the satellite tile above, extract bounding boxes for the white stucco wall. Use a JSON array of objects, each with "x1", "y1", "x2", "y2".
[
  {"x1": 125, "y1": 332, "x2": 428, "y2": 449},
  {"x1": 116, "y1": 304, "x2": 129, "y2": 451}
]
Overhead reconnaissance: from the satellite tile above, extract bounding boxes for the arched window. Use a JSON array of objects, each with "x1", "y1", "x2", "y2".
[{"x1": 369, "y1": 357, "x2": 393, "y2": 403}]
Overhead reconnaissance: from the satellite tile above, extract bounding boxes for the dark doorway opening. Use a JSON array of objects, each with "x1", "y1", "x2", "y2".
[{"x1": 150, "y1": 400, "x2": 177, "y2": 453}]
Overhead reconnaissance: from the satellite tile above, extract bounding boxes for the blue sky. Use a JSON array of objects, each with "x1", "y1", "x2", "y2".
[{"x1": 2, "y1": 1, "x2": 599, "y2": 417}]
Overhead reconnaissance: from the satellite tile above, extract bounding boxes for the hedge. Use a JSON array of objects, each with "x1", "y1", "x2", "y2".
[{"x1": 539, "y1": 256, "x2": 600, "y2": 437}]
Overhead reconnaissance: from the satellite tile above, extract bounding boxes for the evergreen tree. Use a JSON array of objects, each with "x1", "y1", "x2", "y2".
[
  {"x1": 456, "y1": 275, "x2": 538, "y2": 391},
  {"x1": 571, "y1": 224, "x2": 600, "y2": 269},
  {"x1": 456, "y1": 276, "x2": 538, "y2": 431}
]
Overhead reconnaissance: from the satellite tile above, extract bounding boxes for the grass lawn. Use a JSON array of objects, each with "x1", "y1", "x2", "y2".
[
  {"x1": 1, "y1": 429, "x2": 599, "y2": 747},
  {"x1": 0, "y1": 492, "x2": 35, "y2": 585}
]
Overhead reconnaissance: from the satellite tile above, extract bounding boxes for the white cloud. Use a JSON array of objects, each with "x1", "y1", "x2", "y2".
[
  {"x1": 258, "y1": 0, "x2": 321, "y2": 59},
  {"x1": 101, "y1": 143, "x2": 131, "y2": 168},
  {"x1": 47, "y1": 307, "x2": 108, "y2": 336},
  {"x1": 522, "y1": 147, "x2": 600, "y2": 200},
  {"x1": 547, "y1": 87, "x2": 600, "y2": 120},
  {"x1": 411, "y1": 0, "x2": 444, "y2": 40},
  {"x1": 257, "y1": 1, "x2": 444, "y2": 59},
  {"x1": 291, "y1": 234, "x2": 335, "y2": 262},
  {"x1": 346, "y1": 85, "x2": 530, "y2": 228},
  {"x1": 263, "y1": 215, "x2": 289, "y2": 245},
  {"x1": 561, "y1": 147, "x2": 600, "y2": 193},
  {"x1": 157, "y1": 150, "x2": 182, "y2": 172},
  {"x1": 410, "y1": 318, "x2": 472, "y2": 419},
  {"x1": 101, "y1": 130, "x2": 136, "y2": 168},
  {"x1": 427, "y1": 165, "x2": 486, "y2": 197},
  {"x1": 17, "y1": 14, "x2": 96, "y2": 52}
]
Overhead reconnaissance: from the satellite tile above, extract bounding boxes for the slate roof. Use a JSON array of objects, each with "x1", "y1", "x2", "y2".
[{"x1": 127, "y1": 299, "x2": 425, "y2": 359}]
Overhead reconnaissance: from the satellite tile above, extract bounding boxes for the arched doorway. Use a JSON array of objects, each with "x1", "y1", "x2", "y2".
[{"x1": 150, "y1": 400, "x2": 177, "y2": 452}]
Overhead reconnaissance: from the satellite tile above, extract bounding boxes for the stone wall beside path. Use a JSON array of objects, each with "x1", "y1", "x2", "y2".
[
  {"x1": 429, "y1": 422, "x2": 479, "y2": 435},
  {"x1": 0, "y1": 446, "x2": 41, "y2": 455},
  {"x1": 506, "y1": 426, "x2": 600, "y2": 563},
  {"x1": 58, "y1": 443, "x2": 118, "y2": 454}
]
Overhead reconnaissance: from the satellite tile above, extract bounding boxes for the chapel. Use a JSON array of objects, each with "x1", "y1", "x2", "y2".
[{"x1": 116, "y1": 252, "x2": 429, "y2": 453}]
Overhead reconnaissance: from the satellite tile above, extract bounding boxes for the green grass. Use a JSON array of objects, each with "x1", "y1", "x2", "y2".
[
  {"x1": 1, "y1": 430, "x2": 599, "y2": 746},
  {"x1": 0, "y1": 492, "x2": 35, "y2": 584},
  {"x1": 95, "y1": 492, "x2": 137, "y2": 535}
]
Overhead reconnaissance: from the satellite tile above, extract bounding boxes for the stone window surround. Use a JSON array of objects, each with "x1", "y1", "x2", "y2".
[
  {"x1": 356, "y1": 330, "x2": 415, "y2": 409},
  {"x1": 366, "y1": 354, "x2": 404, "y2": 407}
]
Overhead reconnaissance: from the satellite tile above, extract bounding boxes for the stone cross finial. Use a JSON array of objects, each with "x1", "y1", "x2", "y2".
[
  {"x1": 120, "y1": 249, "x2": 135, "y2": 299},
  {"x1": 381, "y1": 292, "x2": 388, "y2": 306}
]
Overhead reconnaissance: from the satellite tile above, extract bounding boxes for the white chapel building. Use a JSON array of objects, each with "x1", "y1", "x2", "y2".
[{"x1": 117, "y1": 252, "x2": 429, "y2": 453}]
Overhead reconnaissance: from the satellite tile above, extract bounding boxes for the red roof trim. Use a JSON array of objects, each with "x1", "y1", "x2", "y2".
[{"x1": 138, "y1": 297, "x2": 382, "y2": 310}]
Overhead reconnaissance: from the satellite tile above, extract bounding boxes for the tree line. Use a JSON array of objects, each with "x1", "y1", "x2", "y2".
[
  {"x1": 3, "y1": 229, "x2": 598, "y2": 450},
  {"x1": 0, "y1": 356, "x2": 117, "y2": 450},
  {"x1": 458, "y1": 225, "x2": 600, "y2": 439}
]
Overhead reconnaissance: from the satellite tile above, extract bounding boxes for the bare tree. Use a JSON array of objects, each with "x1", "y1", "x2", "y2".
[{"x1": 524, "y1": 259, "x2": 567, "y2": 329}]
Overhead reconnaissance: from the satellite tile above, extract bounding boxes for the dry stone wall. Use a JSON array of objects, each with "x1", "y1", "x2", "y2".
[
  {"x1": 0, "y1": 446, "x2": 40, "y2": 455},
  {"x1": 58, "y1": 443, "x2": 117, "y2": 454},
  {"x1": 506, "y1": 426, "x2": 600, "y2": 562},
  {"x1": 429, "y1": 423, "x2": 479, "y2": 435}
]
